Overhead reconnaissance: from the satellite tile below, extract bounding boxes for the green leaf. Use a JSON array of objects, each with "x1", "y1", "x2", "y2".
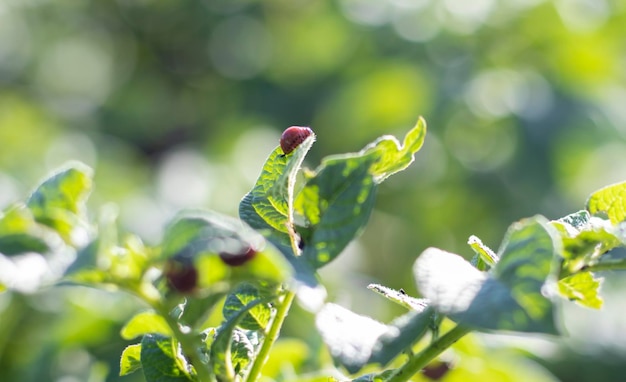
[
  {"x1": 587, "y1": 181, "x2": 626, "y2": 224},
  {"x1": 230, "y1": 329, "x2": 254, "y2": 375},
  {"x1": 361, "y1": 117, "x2": 427, "y2": 183},
  {"x1": 367, "y1": 283, "x2": 428, "y2": 312},
  {"x1": 556, "y1": 217, "x2": 622, "y2": 275},
  {"x1": 415, "y1": 216, "x2": 561, "y2": 334},
  {"x1": 162, "y1": 211, "x2": 292, "y2": 286},
  {"x1": 223, "y1": 283, "x2": 273, "y2": 331},
  {"x1": 467, "y1": 235, "x2": 499, "y2": 269},
  {"x1": 558, "y1": 271, "x2": 603, "y2": 309},
  {"x1": 0, "y1": 205, "x2": 60, "y2": 256},
  {"x1": 120, "y1": 344, "x2": 142, "y2": 376},
  {"x1": 121, "y1": 311, "x2": 173, "y2": 340},
  {"x1": 239, "y1": 133, "x2": 315, "y2": 250},
  {"x1": 211, "y1": 297, "x2": 272, "y2": 380},
  {"x1": 298, "y1": 152, "x2": 378, "y2": 268},
  {"x1": 316, "y1": 303, "x2": 434, "y2": 374},
  {"x1": 140, "y1": 334, "x2": 194, "y2": 382},
  {"x1": 558, "y1": 210, "x2": 591, "y2": 232},
  {"x1": 26, "y1": 162, "x2": 93, "y2": 244}
]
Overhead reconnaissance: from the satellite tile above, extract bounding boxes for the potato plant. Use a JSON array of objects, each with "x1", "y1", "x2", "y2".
[{"x1": 1, "y1": 117, "x2": 625, "y2": 381}]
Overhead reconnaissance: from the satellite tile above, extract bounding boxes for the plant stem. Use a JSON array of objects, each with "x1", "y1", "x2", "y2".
[
  {"x1": 386, "y1": 324, "x2": 472, "y2": 382},
  {"x1": 160, "y1": 304, "x2": 215, "y2": 382},
  {"x1": 245, "y1": 290, "x2": 296, "y2": 382}
]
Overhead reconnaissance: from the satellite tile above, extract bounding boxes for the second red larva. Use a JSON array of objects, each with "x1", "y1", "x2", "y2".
[{"x1": 280, "y1": 126, "x2": 313, "y2": 155}]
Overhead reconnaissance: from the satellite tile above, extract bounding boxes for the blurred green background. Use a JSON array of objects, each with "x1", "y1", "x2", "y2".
[{"x1": 1, "y1": 0, "x2": 626, "y2": 381}]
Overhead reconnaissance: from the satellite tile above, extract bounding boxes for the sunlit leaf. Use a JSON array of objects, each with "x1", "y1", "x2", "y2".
[
  {"x1": 315, "y1": 303, "x2": 434, "y2": 374},
  {"x1": 467, "y1": 235, "x2": 499, "y2": 269},
  {"x1": 140, "y1": 334, "x2": 194, "y2": 382},
  {"x1": 120, "y1": 344, "x2": 142, "y2": 376},
  {"x1": 587, "y1": 181, "x2": 626, "y2": 224},
  {"x1": 26, "y1": 162, "x2": 93, "y2": 244},
  {"x1": 239, "y1": 134, "x2": 315, "y2": 250},
  {"x1": 121, "y1": 311, "x2": 173, "y2": 340},
  {"x1": 0, "y1": 205, "x2": 60, "y2": 256},
  {"x1": 361, "y1": 117, "x2": 427, "y2": 183},
  {"x1": 557, "y1": 210, "x2": 591, "y2": 232},
  {"x1": 558, "y1": 271, "x2": 603, "y2": 309},
  {"x1": 222, "y1": 283, "x2": 274, "y2": 331},
  {"x1": 367, "y1": 283, "x2": 428, "y2": 312},
  {"x1": 415, "y1": 216, "x2": 560, "y2": 334}
]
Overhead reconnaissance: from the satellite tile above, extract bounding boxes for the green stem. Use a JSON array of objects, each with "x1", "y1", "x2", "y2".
[
  {"x1": 386, "y1": 325, "x2": 472, "y2": 382},
  {"x1": 245, "y1": 290, "x2": 296, "y2": 382},
  {"x1": 583, "y1": 261, "x2": 626, "y2": 273},
  {"x1": 159, "y1": 303, "x2": 215, "y2": 382}
]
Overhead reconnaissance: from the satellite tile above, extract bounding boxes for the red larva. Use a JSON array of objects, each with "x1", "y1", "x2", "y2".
[
  {"x1": 165, "y1": 259, "x2": 198, "y2": 294},
  {"x1": 280, "y1": 126, "x2": 313, "y2": 155},
  {"x1": 219, "y1": 246, "x2": 258, "y2": 267}
]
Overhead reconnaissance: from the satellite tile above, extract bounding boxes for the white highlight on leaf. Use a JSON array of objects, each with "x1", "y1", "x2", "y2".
[
  {"x1": 315, "y1": 303, "x2": 388, "y2": 366},
  {"x1": 414, "y1": 247, "x2": 486, "y2": 314}
]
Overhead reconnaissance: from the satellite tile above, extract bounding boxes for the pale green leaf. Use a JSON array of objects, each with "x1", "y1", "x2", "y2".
[
  {"x1": 587, "y1": 181, "x2": 626, "y2": 224},
  {"x1": 121, "y1": 311, "x2": 173, "y2": 340},
  {"x1": 120, "y1": 344, "x2": 142, "y2": 376},
  {"x1": 558, "y1": 271, "x2": 603, "y2": 309}
]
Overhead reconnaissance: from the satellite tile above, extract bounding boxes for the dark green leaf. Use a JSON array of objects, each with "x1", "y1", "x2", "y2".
[
  {"x1": 120, "y1": 344, "x2": 142, "y2": 376},
  {"x1": 298, "y1": 152, "x2": 378, "y2": 268},
  {"x1": 223, "y1": 283, "x2": 273, "y2": 331},
  {"x1": 415, "y1": 216, "x2": 561, "y2": 334},
  {"x1": 587, "y1": 181, "x2": 626, "y2": 224},
  {"x1": 140, "y1": 334, "x2": 194, "y2": 382},
  {"x1": 558, "y1": 271, "x2": 603, "y2": 309},
  {"x1": 121, "y1": 311, "x2": 173, "y2": 340},
  {"x1": 315, "y1": 303, "x2": 434, "y2": 374}
]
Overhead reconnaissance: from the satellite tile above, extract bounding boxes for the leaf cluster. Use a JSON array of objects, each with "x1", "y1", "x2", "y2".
[{"x1": 3, "y1": 117, "x2": 626, "y2": 382}]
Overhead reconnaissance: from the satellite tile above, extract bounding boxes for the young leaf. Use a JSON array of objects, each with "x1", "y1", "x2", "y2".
[
  {"x1": 587, "y1": 181, "x2": 626, "y2": 224},
  {"x1": 26, "y1": 162, "x2": 93, "y2": 244},
  {"x1": 315, "y1": 303, "x2": 434, "y2": 374},
  {"x1": 222, "y1": 283, "x2": 274, "y2": 331},
  {"x1": 120, "y1": 344, "x2": 142, "y2": 376},
  {"x1": 0, "y1": 205, "x2": 60, "y2": 256},
  {"x1": 367, "y1": 283, "x2": 428, "y2": 312},
  {"x1": 467, "y1": 235, "x2": 499, "y2": 269},
  {"x1": 415, "y1": 216, "x2": 561, "y2": 334},
  {"x1": 558, "y1": 271, "x2": 603, "y2": 309},
  {"x1": 360, "y1": 117, "x2": 427, "y2": 183},
  {"x1": 121, "y1": 311, "x2": 173, "y2": 340},
  {"x1": 140, "y1": 334, "x2": 194, "y2": 382},
  {"x1": 298, "y1": 152, "x2": 378, "y2": 269}
]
